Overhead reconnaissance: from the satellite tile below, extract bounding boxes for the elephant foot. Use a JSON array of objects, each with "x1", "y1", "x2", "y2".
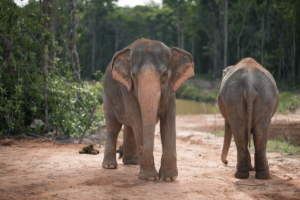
[
  {"x1": 159, "y1": 167, "x2": 178, "y2": 182},
  {"x1": 255, "y1": 170, "x2": 270, "y2": 179},
  {"x1": 122, "y1": 156, "x2": 139, "y2": 165},
  {"x1": 234, "y1": 170, "x2": 249, "y2": 179},
  {"x1": 102, "y1": 156, "x2": 118, "y2": 169},
  {"x1": 138, "y1": 168, "x2": 159, "y2": 181}
]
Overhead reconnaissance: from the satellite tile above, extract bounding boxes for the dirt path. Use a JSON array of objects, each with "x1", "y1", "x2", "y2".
[{"x1": 1, "y1": 114, "x2": 300, "y2": 200}]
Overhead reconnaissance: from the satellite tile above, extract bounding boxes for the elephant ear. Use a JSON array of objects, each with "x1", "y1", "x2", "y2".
[
  {"x1": 171, "y1": 47, "x2": 195, "y2": 92},
  {"x1": 222, "y1": 66, "x2": 233, "y2": 79},
  {"x1": 110, "y1": 48, "x2": 132, "y2": 91}
]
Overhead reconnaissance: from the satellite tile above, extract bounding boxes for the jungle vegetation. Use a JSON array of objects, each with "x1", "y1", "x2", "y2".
[{"x1": 0, "y1": 0, "x2": 299, "y2": 136}]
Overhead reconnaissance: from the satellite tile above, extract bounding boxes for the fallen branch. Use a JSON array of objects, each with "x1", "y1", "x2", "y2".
[
  {"x1": 78, "y1": 104, "x2": 96, "y2": 144},
  {"x1": 34, "y1": 127, "x2": 54, "y2": 135},
  {"x1": 27, "y1": 132, "x2": 44, "y2": 138}
]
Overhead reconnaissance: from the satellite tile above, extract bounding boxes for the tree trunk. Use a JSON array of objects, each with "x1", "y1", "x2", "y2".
[
  {"x1": 1, "y1": 35, "x2": 14, "y2": 69},
  {"x1": 223, "y1": 0, "x2": 228, "y2": 69},
  {"x1": 191, "y1": 35, "x2": 195, "y2": 63},
  {"x1": 43, "y1": 0, "x2": 48, "y2": 74},
  {"x1": 237, "y1": 36, "x2": 240, "y2": 61},
  {"x1": 292, "y1": 22, "x2": 296, "y2": 85},
  {"x1": 91, "y1": 10, "x2": 96, "y2": 74},
  {"x1": 214, "y1": 28, "x2": 218, "y2": 78},
  {"x1": 260, "y1": 4, "x2": 266, "y2": 66},
  {"x1": 277, "y1": 51, "x2": 282, "y2": 81},
  {"x1": 48, "y1": 0, "x2": 55, "y2": 69},
  {"x1": 115, "y1": 26, "x2": 119, "y2": 52},
  {"x1": 180, "y1": 19, "x2": 185, "y2": 50},
  {"x1": 71, "y1": 0, "x2": 81, "y2": 82},
  {"x1": 208, "y1": 1, "x2": 218, "y2": 78},
  {"x1": 39, "y1": 0, "x2": 49, "y2": 129},
  {"x1": 176, "y1": 16, "x2": 180, "y2": 48},
  {"x1": 25, "y1": 51, "x2": 30, "y2": 90}
]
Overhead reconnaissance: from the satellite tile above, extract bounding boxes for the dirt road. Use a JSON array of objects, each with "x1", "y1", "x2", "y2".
[{"x1": 1, "y1": 114, "x2": 300, "y2": 200}]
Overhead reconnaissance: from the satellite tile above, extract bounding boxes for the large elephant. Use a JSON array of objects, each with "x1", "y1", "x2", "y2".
[
  {"x1": 218, "y1": 58, "x2": 279, "y2": 179},
  {"x1": 102, "y1": 38, "x2": 194, "y2": 181}
]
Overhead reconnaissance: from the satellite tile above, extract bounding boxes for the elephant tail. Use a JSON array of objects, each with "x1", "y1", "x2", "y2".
[
  {"x1": 245, "y1": 86, "x2": 256, "y2": 148},
  {"x1": 116, "y1": 145, "x2": 123, "y2": 159},
  {"x1": 221, "y1": 122, "x2": 232, "y2": 165}
]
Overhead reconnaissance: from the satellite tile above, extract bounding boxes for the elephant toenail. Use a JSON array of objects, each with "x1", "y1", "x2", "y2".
[
  {"x1": 104, "y1": 165, "x2": 108, "y2": 168},
  {"x1": 109, "y1": 165, "x2": 115, "y2": 169},
  {"x1": 165, "y1": 177, "x2": 171, "y2": 182},
  {"x1": 172, "y1": 176, "x2": 178, "y2": 181},
  {"x1": 148, "y1": 177, "x2": 155, "y2": 181}
]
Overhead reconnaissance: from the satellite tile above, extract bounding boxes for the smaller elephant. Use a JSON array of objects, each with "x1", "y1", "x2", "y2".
[{"x1": 218, "y1": 58, "x2": 279, "y2": 179}]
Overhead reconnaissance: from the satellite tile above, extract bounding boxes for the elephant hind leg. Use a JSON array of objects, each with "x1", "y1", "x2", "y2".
[
  {"x1": 253, "y1": 116, "x2": 271, "y2": 179},
  {"x1": 102, "y1": 108, "x2": 122, "y2": 169},
  {"x1": 231, "y1": 118, "x2": 250, "y2": 179},
  {"x1": 122, "y1": 126, "x2": 139, "y2": 165}
]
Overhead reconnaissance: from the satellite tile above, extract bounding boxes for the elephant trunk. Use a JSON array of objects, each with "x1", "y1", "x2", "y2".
[
  {"x1": 138, "y1": 68, "x2": 161, "y2": 167},
  {"x1": 221, "y1": 123, "x2": 232, "y2": 165}
]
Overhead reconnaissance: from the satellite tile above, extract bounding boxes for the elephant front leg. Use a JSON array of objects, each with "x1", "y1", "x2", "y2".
[
  {"x1": 122, "y1": 126, "x2": 139, "y2": 165},
  {"x1": 131, "y1": 125, "x2": 159, "y2": 181},
  {"x1": 159, "y1": 99, "x2": 178, "y2": 181}
]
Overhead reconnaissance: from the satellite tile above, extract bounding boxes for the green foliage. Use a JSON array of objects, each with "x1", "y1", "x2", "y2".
[
  {"x1": 176, "y1": 80, "x2": 219, "y2": 102},
  {"x1": 277, "y1": 135, "x2": 282, "y2": 142},
  {"x1": 0, "y1": 0, "x2": 105, "y2": 137},
  {"x1": 216, "y1": 130, "x2": 225, "y2": 137},
  {"x1": 278, "y1": 92, "x2": 300, "y2": 113},
  {"x1": 100, "y1": 74, "x2": 105, "y2": 83},
  {"x1": 44, "y1": 74, "x2": 105, "y2": 136}
]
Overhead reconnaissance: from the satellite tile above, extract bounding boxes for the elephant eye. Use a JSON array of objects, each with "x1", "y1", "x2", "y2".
[{"x1": 161, "y1": 71, "x2": 168, "y2": 80}]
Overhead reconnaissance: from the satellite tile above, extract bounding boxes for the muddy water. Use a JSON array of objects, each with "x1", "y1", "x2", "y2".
[{"x1": 176, "y1": 99, "x2": 219, "y2": 115}]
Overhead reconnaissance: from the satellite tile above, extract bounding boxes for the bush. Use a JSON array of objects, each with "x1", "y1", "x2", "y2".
[
  {"x1": 278, "y1": 92, "x2": 300, "y2": 113},
  {"x1": 176, "y1": 81, "x2": 219, "y2": 103}
]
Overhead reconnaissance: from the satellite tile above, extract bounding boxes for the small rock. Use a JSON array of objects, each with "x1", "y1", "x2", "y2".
[{"x1": 30, "y1": 119, "x2": 44, "y2": 128}]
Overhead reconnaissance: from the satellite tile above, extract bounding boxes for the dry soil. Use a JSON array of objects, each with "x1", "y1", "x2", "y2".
[{"x1": 0, "y1": 114, "x2": 300, "y2": 200}]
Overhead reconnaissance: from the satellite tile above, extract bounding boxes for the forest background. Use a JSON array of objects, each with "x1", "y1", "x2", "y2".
[{"x1": 0, "y1": 0, "x2": 299, "y2": 137}]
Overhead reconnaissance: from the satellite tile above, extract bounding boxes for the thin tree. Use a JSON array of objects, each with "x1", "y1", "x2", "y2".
[
  {"x1": 255, "y1": 2, "x2": 267, "y2": 66},
  {"x1": 48, "y1": 0, "x2": 55, "y2": 69},
  {"x1": 223, "y1": 0, "x2": 228, "y2": 69},
  {"x1": 91, "y1": 10, "x2": 96, "y2": 74},
  {"x1": 71, "y1": 0, "x2": 81, "y2": 82},
  {"x1": 39, "y1": 0, "x2": 49, "y2": 129}
]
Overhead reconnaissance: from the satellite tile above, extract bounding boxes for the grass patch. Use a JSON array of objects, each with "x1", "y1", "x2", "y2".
[
  {"x1": 216, "y1": 130, "x2": 225, "y2": 137},
  {"x1": 249, "y1": 138, "x2": 300, "y2": 155}
]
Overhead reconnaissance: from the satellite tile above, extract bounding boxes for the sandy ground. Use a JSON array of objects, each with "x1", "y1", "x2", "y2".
[{"x1": 1, "y1": 114, "x2": 300, "y2": 200}]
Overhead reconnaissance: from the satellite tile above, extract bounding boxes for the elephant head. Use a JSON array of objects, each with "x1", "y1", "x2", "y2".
[{"x1": 109, "y1": 38, "x2": 194, "y2": 167}]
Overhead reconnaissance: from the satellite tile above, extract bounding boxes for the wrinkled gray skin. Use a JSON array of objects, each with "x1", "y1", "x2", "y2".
[
  {"x1": 218, "y1": 58, "x2": 279, "y2": 179},
  {"x1": 102, "y1": 38, "x2": 194, "y2": 181}
]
